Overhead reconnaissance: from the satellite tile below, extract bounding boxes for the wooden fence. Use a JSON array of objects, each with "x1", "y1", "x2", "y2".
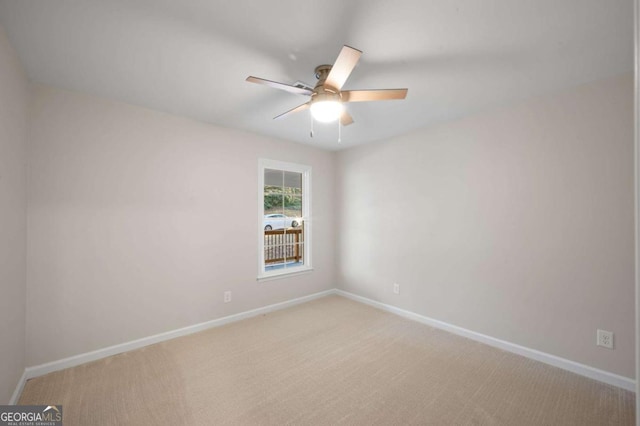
[{"x1": 264, "y1": 228, "x2": 303, "y2": 264}]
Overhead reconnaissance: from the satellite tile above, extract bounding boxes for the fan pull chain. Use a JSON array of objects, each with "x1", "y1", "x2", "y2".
[
  {"x1": 310, "y1": 113, "x2": 314, "y2": 138},
  {"x1": 338, "y1": 119, "x2": 341, "y2": 143}
]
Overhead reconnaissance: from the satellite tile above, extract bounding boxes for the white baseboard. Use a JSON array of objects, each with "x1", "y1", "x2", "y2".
[
  {"x1": 335, "y1": 289, "x2": 636, "y2": 392},
  {"x1": 11, "y1": 287, "x2": 634, "y2": 403},
  {"x1": 15, "y1": 289, "x2": 336, "y2": 398},
  {"x1": 9, "y1": 370, "x2": 27, "y2": 405}
]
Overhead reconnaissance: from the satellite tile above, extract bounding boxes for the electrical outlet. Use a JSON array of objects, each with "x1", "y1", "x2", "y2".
[
  {"x1": 596, "y1": 329, "x2": 614, "y2": 349},
  {"x1": 224, "y1": 291, "x2": 232, "y2": 303},
  {"x1": 393, "y1": 283, "x2": 400, "y2": 295}
]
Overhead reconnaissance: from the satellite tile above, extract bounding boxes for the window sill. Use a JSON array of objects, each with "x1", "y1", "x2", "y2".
[{"x1": 257, "y1": 267, "x2": 314, "y2": 282}]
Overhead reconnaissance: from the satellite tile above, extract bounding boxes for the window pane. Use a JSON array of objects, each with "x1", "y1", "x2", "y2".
[
  {"x1": 264, "y1": 193, "x2": 284, "y2": 215},
  {"x1": 292, "y1": 243, "x2": 304, "y2": 264},
  {"x1": 284, "y1": 171, "x2": 302, "y2": 195},
  {"x1": 264, "y1": 229, "x2": 304, "y2": 265},
  {"x1": 283, "y1": 195, "x2": 302, "y2": 219},
  {"x1": 264, "y1": 169, "x2": 284, "y2": 190},
  {"x1": 264, "y1": 187, "x2": 282, "y2": 198},
  {"x1": 283, "y1": 243, "x2": 304, "y2": 268}
]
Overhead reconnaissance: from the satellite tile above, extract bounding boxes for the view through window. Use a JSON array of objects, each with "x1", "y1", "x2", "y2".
[{"x1": 260, "y1": 162, "x2": 310, "y2": 276}]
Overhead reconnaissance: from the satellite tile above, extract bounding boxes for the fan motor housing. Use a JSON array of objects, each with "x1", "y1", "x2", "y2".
[
  {"x1": 313, "y1": 64, "x2": 341, "y2": 105},
  {"x1": 314, "y1": 65, "x2": 332, "y2": 82},
  {"x1": 314, "y1": 65, "x2": 341, "y2": 92},
  {"x1": 311, "y1": 89, "x2": 341, "y2": 104}
]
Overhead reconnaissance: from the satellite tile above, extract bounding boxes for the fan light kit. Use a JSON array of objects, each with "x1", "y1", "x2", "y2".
[
  {"x1": 246, "y1": 45, "x2": 408, "y2": 141},
  {"x1": 309, "y1": 99, "x2": 343, "y2": 123}
]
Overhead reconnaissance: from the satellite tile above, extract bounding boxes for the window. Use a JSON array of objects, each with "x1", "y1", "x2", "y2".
[{"x1": 258, "y1": 159, "x2": 312, "y2": 279}]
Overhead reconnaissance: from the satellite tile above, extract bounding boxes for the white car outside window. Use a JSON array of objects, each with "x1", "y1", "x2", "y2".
[{"x1": 264, "y1": 214, "x2": 301, "y2": 230}]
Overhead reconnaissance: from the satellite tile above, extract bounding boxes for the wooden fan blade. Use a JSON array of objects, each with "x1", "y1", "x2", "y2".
[
  {"x1": 246, "y1": 76, "x2": 313, "y2": 96},
  {"x1": 274, "y1": 102, "x2": 310, "y2": 120},
  {"x1": 342, "y1": 89, "x2": 408, "y2": 102},
  {"x1": 340, "y1": 110, "x2": 354, "y2": 126},
  {"x1": 325, "y1": 45, "x2": 362, "y2": 91}
]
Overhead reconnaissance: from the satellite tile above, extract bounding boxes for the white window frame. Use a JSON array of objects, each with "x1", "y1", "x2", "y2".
[{"x1": 258, "y1": 159, "x2": 312, "y2": 281}]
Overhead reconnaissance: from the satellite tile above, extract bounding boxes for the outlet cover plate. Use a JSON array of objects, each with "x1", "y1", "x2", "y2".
[{"x1": 596, "y1": 329, "x2": 614, "y2": 349}]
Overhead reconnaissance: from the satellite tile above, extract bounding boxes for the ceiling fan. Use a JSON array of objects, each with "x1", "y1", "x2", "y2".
[{"x1": 246, "y1": 45, "x2": 408, "y2": 127}]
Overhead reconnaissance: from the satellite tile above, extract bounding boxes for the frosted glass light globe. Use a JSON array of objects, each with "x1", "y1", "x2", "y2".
[{"x1": 310, "y1": 100, "x2": 343, "y2": 123}]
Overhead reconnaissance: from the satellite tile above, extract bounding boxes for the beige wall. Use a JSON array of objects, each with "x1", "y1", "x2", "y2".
[
  {"x1": 26, "y1": 85, "x2": 336, "y2": 366},
  {"x1": 336, "y1": 74, "x2": 635, "y2": 378},
  {"x1": 0, "y1": 26, "x2": 28, "y2": 403}
]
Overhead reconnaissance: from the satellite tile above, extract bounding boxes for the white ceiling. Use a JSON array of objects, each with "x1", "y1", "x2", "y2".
[{"x1": 0, "y1": 0, "x2": 633, "y2": 150}]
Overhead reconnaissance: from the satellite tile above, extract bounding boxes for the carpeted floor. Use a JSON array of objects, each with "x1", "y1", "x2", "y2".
[{"x1": 19, "y1": 295, "x2": 635, "y2": 425}]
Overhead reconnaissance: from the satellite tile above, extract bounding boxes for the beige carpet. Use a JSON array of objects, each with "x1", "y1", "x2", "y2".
[{"x1": 19, "y1": 295, "x2": 635, "y2": 425}]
